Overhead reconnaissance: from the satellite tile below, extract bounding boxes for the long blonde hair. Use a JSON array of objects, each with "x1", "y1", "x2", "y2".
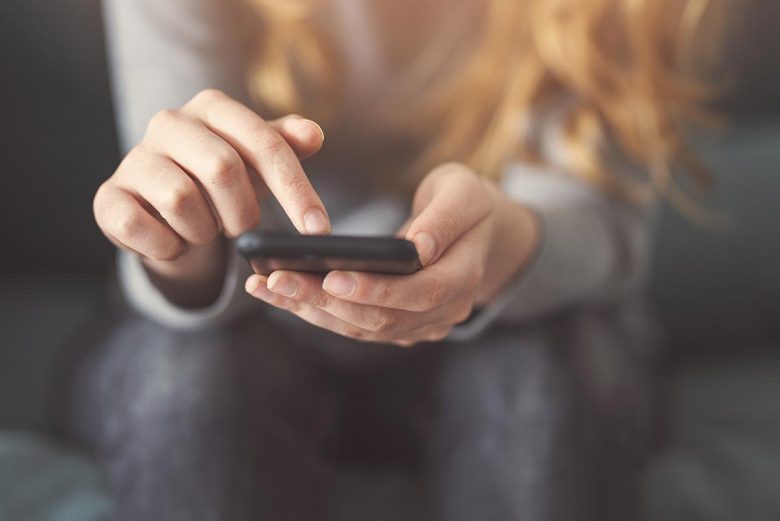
[{"x1": 245, "y1": 0, "x2": 726, "y2": 208}]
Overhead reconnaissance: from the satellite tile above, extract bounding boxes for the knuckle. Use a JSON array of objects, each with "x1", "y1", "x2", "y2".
[
  {"x1": 192, "y1": 88, "x2": 226, "y2": 106},
  {"x1": 147, "y1": 109, "x2": 180, "y2": 134},
  {"x1": 121, "y1": 146, "x2": 141, "y2": 166},
  {"x1": 202, "y1": 151, "x2": 242, "y2": 187},
  {"x1": 93, "y1": 183, "x2": 117, "y2": 231},
  {"x1": 122, "y1": 144, "x2": 151, "y2": 169},
  {"x1": 112, "y1": 209, "x2": 145, "y2": 240},
  {"x1": 115, "y1": 148, "x2": 150, "y2": 184},
  {"x1": 159, "y1": 183, "x2": 196, "y2": 214},
  {"x1": 278, "y1": 297, "x2": 299, "y2": 312},
  {"x1": 253, "y1": 131, "x2": 287, "y2": 158},
  {"x1": 366, "y1": 312, "x2": 396, "y2": 333},
  {"x1": 93, "y1": 181, "x2": 111, "y2": 211},
  {"x1": 156, "y1": 243, "x2": 186, "y2": 262}
]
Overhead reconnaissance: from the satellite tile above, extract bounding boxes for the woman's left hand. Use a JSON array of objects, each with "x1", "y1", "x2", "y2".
[{"x1": 245, "y1": 162, "x2": 538, "y2": 347}]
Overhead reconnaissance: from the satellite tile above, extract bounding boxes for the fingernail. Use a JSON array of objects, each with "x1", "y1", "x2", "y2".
[
  {"x1": 245, "y1": 275, "x2": 264, "y2": 295},
  {"x1": 287, "y1": 118, "x2": 324, "y2": 143},
  {"x1": 323, "y1": 272, "x2": 356, "y2": 297},
  {"x1": 246, "y1": 276, "x2": 272, "y2": 299},
  {"x1": 268, "y1": 276, "x2": 297, "y2": 297},
  {"x1": 413, "y1": 232, "x2": 437, "y2": 266},
  {"x1": 304, "y1": 208, "x2": 330, "y2": 235},
  {"x1": 309, "y1": 120, "x2": 325, "y2": 143}
]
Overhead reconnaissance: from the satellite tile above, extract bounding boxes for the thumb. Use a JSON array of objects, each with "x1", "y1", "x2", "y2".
[{"x1": 405, "y1": 165, "x2": 492, "y2": 267}]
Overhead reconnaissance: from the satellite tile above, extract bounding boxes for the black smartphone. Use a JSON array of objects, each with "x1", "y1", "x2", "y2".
[{"x1": 236, "y1": 231, "x2": 421, "y2": 276}]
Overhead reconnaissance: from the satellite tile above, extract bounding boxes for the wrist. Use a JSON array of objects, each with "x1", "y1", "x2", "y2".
[
  {"x1": 141, "y1": 237, "x2": 228, "y2": 308},
  {"x1": 476, "y1": 183, "x2": 540, "y2": 305}
]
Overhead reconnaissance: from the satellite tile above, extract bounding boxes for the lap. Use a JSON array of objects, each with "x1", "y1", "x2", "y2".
[
  {"x1": 60, "y1": 306, "x2": 652, "y2": 520},
  {"x1": 62, "y1": 306, "x2": 651, "y2": 456},
  {"x1": 62, "y1": 311, "x2": 331, "y2": 447},
  {"x1": 421, "y1": 312, "x2": 653, "y2": 521},
  {"x1": 59, "y1": 310, "x2": 337, "y2": 521}
]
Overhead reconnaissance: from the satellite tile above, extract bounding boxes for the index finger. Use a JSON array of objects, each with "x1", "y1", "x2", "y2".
[{"x1": 184, "y1": 90, "x2": 331, "y2": 234}]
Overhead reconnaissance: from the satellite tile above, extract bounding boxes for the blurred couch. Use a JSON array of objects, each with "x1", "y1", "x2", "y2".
[{"x1": 0, "y1": 0, "x2": 778, "y2": 519}]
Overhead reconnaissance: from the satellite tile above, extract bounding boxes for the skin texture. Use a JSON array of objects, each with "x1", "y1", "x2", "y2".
[{"x1": 94, "y1": 90, "x2": 539, "y2": 344}]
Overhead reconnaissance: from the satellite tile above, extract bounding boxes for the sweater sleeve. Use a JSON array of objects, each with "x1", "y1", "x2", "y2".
[
  {"x1": 450, "y1": 108, "x2": 653, "y2": 341},
  {"x1": 103, "y1": 0, "x2": 262, "y2": 329},
  {"x1": 118, "y1": 246, "x2": 260, "y2": 330},
  {"x1": 102, "y1": 0, "x2": 253, "y2": 152},
  {"x1": 450, "y1": 163, "x2": 652, "y2": 341}
]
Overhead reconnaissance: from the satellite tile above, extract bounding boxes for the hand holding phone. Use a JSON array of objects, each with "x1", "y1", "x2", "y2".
[{"x1": 241, "y1": 163, "x2": 529, "y2": 348}]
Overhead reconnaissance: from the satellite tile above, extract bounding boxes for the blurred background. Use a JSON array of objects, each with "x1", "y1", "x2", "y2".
[{"x1": 0, "y1": 0, "x2": 778, "y2": 519}]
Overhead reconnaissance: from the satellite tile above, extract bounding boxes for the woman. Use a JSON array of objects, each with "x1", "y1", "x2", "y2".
[{"x1": 72, "y1": 0, "x2": 723, "y2": 519}]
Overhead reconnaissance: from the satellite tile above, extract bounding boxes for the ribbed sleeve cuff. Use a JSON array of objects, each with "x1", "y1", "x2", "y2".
[{"x1": 117, "y1": 246, "x2": 254, "y2": 331}]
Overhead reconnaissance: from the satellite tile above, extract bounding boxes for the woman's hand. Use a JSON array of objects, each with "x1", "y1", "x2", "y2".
[
  {"x1": 246, "y1": 163, "x2": 539, "y2": 346},
  {"x1": 93, "y1": 89, "x2": 330, "y2": 306}
]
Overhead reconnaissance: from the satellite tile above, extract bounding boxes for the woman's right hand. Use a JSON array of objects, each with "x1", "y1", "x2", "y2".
[{"x1": 93, "y1": 89, "x2": 330, "y2": 305}]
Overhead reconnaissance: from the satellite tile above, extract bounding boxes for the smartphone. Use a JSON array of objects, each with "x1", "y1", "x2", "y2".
[{"x1": 236, "y1": 231, "x2": 421, "y2": 276}]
